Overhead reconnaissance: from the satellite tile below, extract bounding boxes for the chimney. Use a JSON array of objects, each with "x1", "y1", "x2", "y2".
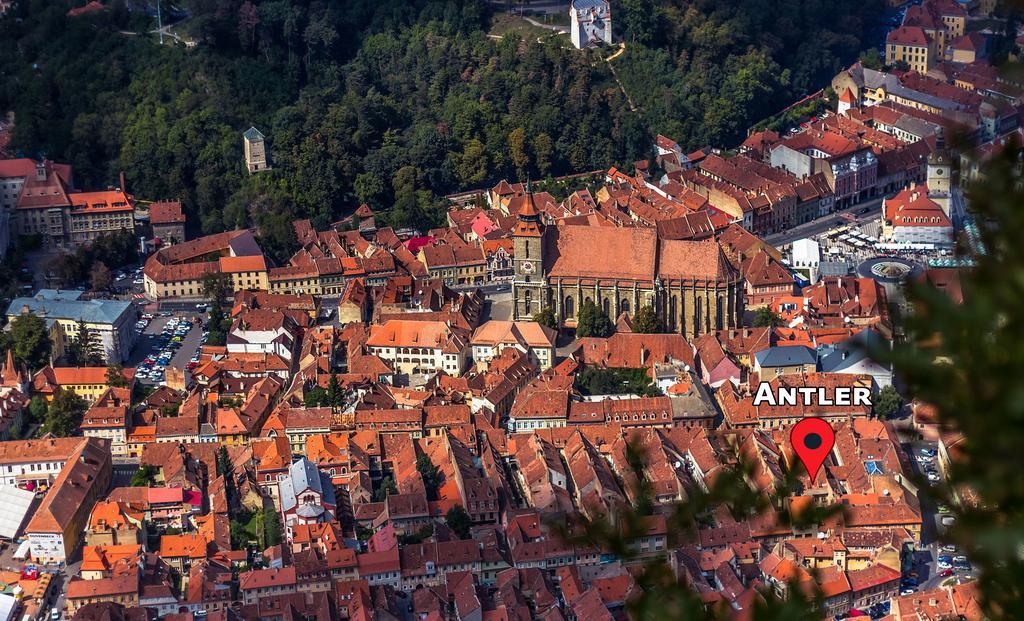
[{"x1": 119, "y1": 171, "x2": 127, "y2": 193}]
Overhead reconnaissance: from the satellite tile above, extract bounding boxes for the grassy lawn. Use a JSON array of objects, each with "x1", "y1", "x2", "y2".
[
  {"x1": 523, "y1": 10, "x2": 570, "y2": 28},
  {"x1": 488, "y1": 13, "x2": 553, "y2": 38}
]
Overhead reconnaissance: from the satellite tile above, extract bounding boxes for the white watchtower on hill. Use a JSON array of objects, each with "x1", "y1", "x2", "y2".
[{"x1": 570, "y1": 0, "x2": 613, "y2": 49}]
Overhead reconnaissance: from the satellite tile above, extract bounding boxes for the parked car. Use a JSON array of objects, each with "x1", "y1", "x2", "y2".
[
  {"x1": 927, "y1": 472, "x2": 941, "y2": 482},
  {"x1": 940, "y1": 568, "x2": 954, "y2": 577}
]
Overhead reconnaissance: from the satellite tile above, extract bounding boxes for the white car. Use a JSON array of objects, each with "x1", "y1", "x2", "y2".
[{"x1": 927, "y1": 472, "x2": 941, "y2": 482}]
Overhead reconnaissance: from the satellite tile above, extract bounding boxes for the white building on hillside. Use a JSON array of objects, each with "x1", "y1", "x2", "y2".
[{"x1": 570, "y1": 0, "x2": 612, "y2": 49}]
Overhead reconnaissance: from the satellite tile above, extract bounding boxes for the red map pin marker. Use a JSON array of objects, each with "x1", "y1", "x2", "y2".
[{"x1": 790, "y1": 417, "x2": 835, "y2": 483}]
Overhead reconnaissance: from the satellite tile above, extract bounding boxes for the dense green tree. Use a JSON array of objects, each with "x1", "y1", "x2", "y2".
[
  {"x1": 326, "y1": 374, "x2": 343, "y2": 411},
  {"x1": 619, "y1": 0, "x2": 659, "y2": 45},
  {"x1": 27, "y1": 396, "x2": 48, "y2": 427},
  {"x1": 531, "y1": 133, "x2": 554, "y2": 178},
  {"x1": 752, "y1": 306, "x2": 781, "y2": 327},
  {"x1": 872, "y1": 385, "x2": 902, "y2": 420},
  {"x1": 217, "y1": 445, "x2": 232, "y2": 477},
  {"x1": 131, "y1": 464, "x2": 159, "y2": 487},
  {"x1": 304, "y1": 386, "x2": 328, "y2": 408},
  {"x1": 106, "y1": 364, "x2": 128, "y2": 387},
  {"x1": 0, "y1": 0, "x2": 878, "y2": 235},
  {"x1": 508, "y1": 127, "x2": 530, "y2": 179},
  {"x1": 67, "y1": 320, "x2": 103, "y2": 367},
  {"x1": 576, "y1": 300, "x2": 613, "y2": 338},
  {"x1": 44, "y1": 388, "x2": 88, "y2": 437},
  {"x1": 202, "y1": 272, "x2": 232, "y2": 308},
  {"x1": 374, "y1": 475, "x2": 397, "y2": 502},
  {"x1": 576, "y1": 367, "x2": 661, "y2": 397},
  {"x1": 416, "y1": 453, "x2": 442, "y2": 502},
  {"x1": 632, "y1": 305, "x2": 663, "y2": 334},
  {"x1": 9, "y1": 313, "x2": 51, "y2": 371},
  {"x1": 858, "y1": 48, "x2": 884, "y2": 70},
  {"x1": 262, "y1": 508, "x2": 283, "y2": 547},
  {"x1": 446, "y1": 505, "x2": 472, "y2": 540},
  {"x1": 532, "y1": 307, "x2": 557, "y2": 331}
]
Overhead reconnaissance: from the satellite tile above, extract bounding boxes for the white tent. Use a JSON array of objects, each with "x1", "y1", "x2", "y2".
[
  {"x1": 12, "y1": 540, "x2": 30, "y2": 560},
  {"x1": 0, "y1": 486, "x2": 35, "y2": 540},
  {"x1": 0, "y1": 593, "x2": 15, "y2": 621}
]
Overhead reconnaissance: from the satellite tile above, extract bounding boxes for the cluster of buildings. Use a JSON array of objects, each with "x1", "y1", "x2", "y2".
[
  {"x1": 0, "y1": 192, "x2": 953, "y2": 619},
  {"x1": 3, "y1": 2, "x2": 1008, "y2": 618},
  {"x1": 5, "y1": 289, "x2": 137, "y2": 363}
]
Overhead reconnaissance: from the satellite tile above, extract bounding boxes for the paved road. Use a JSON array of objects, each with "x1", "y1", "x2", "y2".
[
  {"x1": 488, "y1": 0, "x2": 568, "y2": 15},
  {"x1": 765, "y1": 197, "x2": 884, "y2": 248}
]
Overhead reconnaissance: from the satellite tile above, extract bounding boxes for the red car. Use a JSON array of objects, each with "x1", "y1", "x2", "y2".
[{"x1": 940, "y1": 568, "x2": 954, "y2": 577}]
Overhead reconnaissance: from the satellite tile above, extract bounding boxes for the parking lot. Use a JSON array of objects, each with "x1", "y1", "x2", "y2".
[
  {"x1": 126, "y1": 312, "x2": 208, "y2": 385},
  {"x1": 893, "y1": 440, "x2": 976, "y2": 600}
]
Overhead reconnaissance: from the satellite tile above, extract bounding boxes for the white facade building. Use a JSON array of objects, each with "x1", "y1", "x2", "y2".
[
  {"x1": 570, "y1": 0, "x2": 613, "y2": 49},
  {"x1": 365, "y1": 320, "x2": 469, "y2": 377},
  {"x1": 790, "y1": 238, "x2": 821, "y2": 283}
]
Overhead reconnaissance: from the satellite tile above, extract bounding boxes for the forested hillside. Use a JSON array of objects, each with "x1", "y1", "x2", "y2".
[{"x1": 0, "y1": 0, "x2": 882, "y2": 258}]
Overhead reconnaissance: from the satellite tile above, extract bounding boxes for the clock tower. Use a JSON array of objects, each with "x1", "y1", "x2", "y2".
[{"x1": 511, "y1": 190, "x2": 547, "y2": 321}]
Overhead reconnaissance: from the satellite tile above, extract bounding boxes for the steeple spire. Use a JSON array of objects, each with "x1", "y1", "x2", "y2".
[{"x1": 0, "y1": 349, "x2": 23, "y2": 389}]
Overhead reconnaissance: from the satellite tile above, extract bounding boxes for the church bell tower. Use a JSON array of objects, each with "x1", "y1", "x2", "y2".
[
  {"x1": 927, "y1": 151, "x2": 951, "y2": 217},
  {"x1": 511, "y1": 188, "x2": 547, "y2": 321}
]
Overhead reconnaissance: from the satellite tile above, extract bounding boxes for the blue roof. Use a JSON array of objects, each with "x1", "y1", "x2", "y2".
[
  {"x1": 6, "y1": 291, "x2": 132, "y2": 325},
  {"x1": 279, "y1": 457, "x2": 336, "y2": 513},
  {"x1": 865, "y1": 460, "x2": 885, "y2": 475},
  {"x1": 754, "y1": 346, "x2": 816, "y2": 368},
  {"x1": 243, "y1": 126, "x2": 264, "y2": 141}
]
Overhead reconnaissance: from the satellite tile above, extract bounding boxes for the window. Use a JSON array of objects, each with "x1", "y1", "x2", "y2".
[{"x1": 564, "y1": 296, "x2": 574, "y2": 317}]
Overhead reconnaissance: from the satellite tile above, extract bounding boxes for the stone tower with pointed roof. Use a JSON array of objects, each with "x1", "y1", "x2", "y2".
[
  {"x1": 0, "y1": 349, "x2": 25, "y2": 391},
  {"x1": 243, "y1": 127, "x2": 269, "y2": 174},
  {"x1": 838, "y1": 88, "x2": 856, "y2": 116},
  {"x1": 927, "y1": 150, "x2": 951, "y2": 217},
  {"x1": 511, "y1": 188, "x2": 548, "y2": 321}
]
